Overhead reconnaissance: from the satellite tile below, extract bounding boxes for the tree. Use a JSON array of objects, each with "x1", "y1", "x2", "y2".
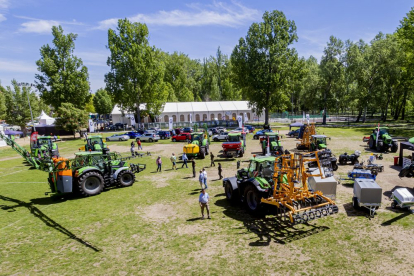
[
  {"x1": 85, "y1": 94, "x2": 95, "y2": 113},
  {"x1": 93, "y1": 88, "x2": 113, "y2": 116},
  {"x1": 0, "y1": 82, "x2": 6, "y2": 118},
  {"x1": 55, "y1": 103, "x2": 88, "y2": 138},
  {"x1": 105, "y1": 19, "x2": 168, "y2": 123},
  {"x1": 35, "y1": 25, "x2": 91, "y2": 110},
  {"x1": 3, "y1": 80, "x2": 43, "y2": 135},
  {"x1": 231, "y1": 10, "x2": 302, "y2": 125}
]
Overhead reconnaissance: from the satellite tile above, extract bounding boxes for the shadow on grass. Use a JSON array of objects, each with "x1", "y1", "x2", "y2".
[
  {"x1": 0, "y1": 195, "x2": 100, "y2": 252},
  {"x1": 214, "y1": 198, "x2": 329, "y2": 245},
  {"x1": 381, "y1": 212, "x2": 411, "y2": 226}
]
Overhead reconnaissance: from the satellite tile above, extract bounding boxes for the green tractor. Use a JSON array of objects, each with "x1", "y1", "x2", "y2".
[
  {"x1": 223, "y1": 156, "x2": 276, "y2": 214},
  {"x1": 31, "y1": 136, "x2": 59, "y2": 159},
  {"x1": 368, "y1": 127, "x2": 398, "y2": 152},
  {"x1": 183, "y1": 131, "x2": 209, "y2": 159},
  {"x1": 80, "y1": 135, "x2": 109, "y2": 153},
  {"x1": 309, "y1": 135, "x2": 329, "y2": 151},
  {"x1": 261, "y1": 133, "x2": 283, "y2": 156},
  {"x1": 47, "y1": 151, "x2": 146, "y2": 197}
]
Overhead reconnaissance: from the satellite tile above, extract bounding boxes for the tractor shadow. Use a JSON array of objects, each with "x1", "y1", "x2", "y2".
[
  {"x1": 214, "y1": 198, "x2": 329, "y2": 245},
  {"x1": 0, "y1": 195, "x2": 100, "y2": 252}
]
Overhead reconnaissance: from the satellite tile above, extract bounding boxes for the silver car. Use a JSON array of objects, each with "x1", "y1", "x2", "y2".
[
  {"x1": 212, "y1": 132, "x2": 229, "y2": 142},
  {"x1": 139, "y1": 133, "x2": 160, "y2": 142},
  {"x1": 106, "y1": 134, "x2": 130, "y2": 141}
]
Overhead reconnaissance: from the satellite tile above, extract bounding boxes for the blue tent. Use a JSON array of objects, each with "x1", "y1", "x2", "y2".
[
  {"x1": 289, "y1": 122, "x2": 304, "y2": 130},
  {"x1": 5, "y1": 129, "x2": 24, "y2": 135}
]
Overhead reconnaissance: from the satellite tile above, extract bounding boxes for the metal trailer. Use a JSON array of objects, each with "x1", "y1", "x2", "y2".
[
  {"x1": 339, "y1": 169, "x2": 376, "y2": 184},
  {"x1": 390, "y1": 188, "x2": 414, "y2": 212},
  {"x1": 353, "y1": 178, "x2": 382, "y2": 218}
]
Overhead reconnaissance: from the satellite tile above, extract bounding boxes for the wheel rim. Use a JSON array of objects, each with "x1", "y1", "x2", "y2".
[
  {"x1": 85, "y1": 176, "x2": 100, "y2": 192},
  {"x1": 121, "y1": 173, "x2": 133, "y2": 185},
  {"x1": 246, "y1": 190, "x2": 258, "y2": 210}
]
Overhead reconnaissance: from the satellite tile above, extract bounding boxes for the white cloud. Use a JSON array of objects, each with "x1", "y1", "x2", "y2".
[
  {"x1": 0, "y1": 58, "x2": 36, "y2": 73},
  {"x1": 96, "y1": 1, "x2": 259, "y2": 30},
  {"x1": 0, "y1": 13, "x2": 6, "y2": 22},
  {"x1": 0, "y1": 0, "x2": 9, "y2": 9},
  {"x1": 76, "y1": 51, "x2": 108, "y2": 67},
  {"x1": 19, "y1": 19, "x2": 60, "y2": 33}
]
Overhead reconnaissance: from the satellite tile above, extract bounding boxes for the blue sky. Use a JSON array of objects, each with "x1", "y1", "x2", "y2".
[{"x1": 0, "y1": 0, "x2": 413, "y2": 93}]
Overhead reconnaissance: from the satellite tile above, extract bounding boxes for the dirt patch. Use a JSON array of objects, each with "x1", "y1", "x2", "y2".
[{"x1": 138, "y1": 203, "x2": 179, "y2": 223}]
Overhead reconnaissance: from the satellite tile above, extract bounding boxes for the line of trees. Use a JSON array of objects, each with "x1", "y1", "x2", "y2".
[{"x1": 1, "y1": 8, "x2": 414, "y2": 131}]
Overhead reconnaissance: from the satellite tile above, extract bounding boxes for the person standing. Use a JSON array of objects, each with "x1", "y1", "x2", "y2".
[
  {"x1": 170, "y1": 153, "x2": 177, "y2": 170},
  {"x1": 218, "y1": 163, "x2": 223, "y2": 179},
  {"x1": 210, "y1": 152, "x2": 215, "y2": 167},
  {"x1": 156, "y1": 156, "x2": 162, "y2": 172},
  {"x1": 198, "y1": 170, "x2": 204, "y2": 189},
  {"x1": 181, "y1": 152, "x2": 188, "y2": 168},
  {"x1": 199, "y1": 189, "x2": 210, "y2": 219},
  {"x1": 130, "y1": 141, "x2": 135, "y2": 156},
  {"x1": 136, "y1": 138, "x2": 142, "y2": 150},
  {"x1": 192, "y1": 159, "x2": 196, "y2": 178},
  {"x1": 202, "y1": 168, "x2": 208, "y2": 189}
]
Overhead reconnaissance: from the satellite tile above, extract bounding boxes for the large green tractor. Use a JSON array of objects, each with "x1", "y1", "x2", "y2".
[
  {"x1": 31, "y1": 136, "x2": 59, "y2": 159},
  {"x1": 261, "y1": 133, "x2": 283, "y2": 156},
  {"x1": 183, "y1": 131, "x2": 209, "y2": 159},
  {"x1": 368, "y1": 127, "x2": 398, "y2": 152},
  {"x1": 309, "y1": 135, "x2": 329, "y2": 151},
  {"x1": 48, "y1": 151, "x2": 146, "y2": 197},
  {"x1": 80, "y1": 135, "x2": 109, "y2": 153}
]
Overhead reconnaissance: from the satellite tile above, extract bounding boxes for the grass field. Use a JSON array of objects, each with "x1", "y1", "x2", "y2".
[{"x1": 1, "y1": 127, "x2": 413, "y2": 275}]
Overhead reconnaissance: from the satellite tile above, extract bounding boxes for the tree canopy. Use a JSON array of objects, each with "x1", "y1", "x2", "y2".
[
  {"x1": 93, "y1": 88, "x2": 113, "y2": 115},
  {"x1": 55, "y1": 103, "x2": 88, "y2": 137}
]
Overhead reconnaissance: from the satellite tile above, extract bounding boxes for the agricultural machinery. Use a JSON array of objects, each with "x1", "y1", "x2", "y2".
[
  {"x1": 368, "y1": 127, "x2": 398, "y2": 152},
  {"x1": 80, "y1": 135, "x2": 109, "y2": 153},
  {"x1": 46, "y1": 151, "x2": 146, "y2": 197},
  {"x1": 260, "y1": 132, "x2": 283, "y2": 156},
  {"x1": 339, "y1": 150, "x2": 361, "y2": 165},
  {"x1": 183, "y1": 131, "x2": 209, "y2": 159},
  {"x1": 353, "y1": 160, "x2": 384, "y2": 176},
  {"x1": 399, "y1": 161, "x2": 414, "y2": 178},
  {"x1": 222, "y1": 132, "x2": 246, "y2": 158},
  {"x1": 223, "y1": 152, "x2": 338, "y2": 224},
  {"x1": 296, "y1": 123, "x2": 316, "y2": 150},
  {"x1": 307, "y1": 149, "x2": 338, "y2": 173}
]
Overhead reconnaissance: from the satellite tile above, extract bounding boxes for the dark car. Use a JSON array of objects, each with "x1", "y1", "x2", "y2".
[
  {"x1": 209, "y1": 128, "x2": 219, "y2": 135},
  {"x1": 182, "y1": 127, "x2": 193, "y2": 133},
  {"x1": 124, "y1": 131, "x2": 142, "y2": 139},
  {"x1": 114, "y1": 123, "x2": 125, "y2": 130},
  {"x1": 288, "y1": 129, "x2": 300, "y2": 137},
  {"x1": 105, "y1": 125, "x2": 117, "y2": 131},
  {"x1": 245, "y1": 125, "x2": 256, "y2": 133},
  {"x1": 157, "y1": 131, "x2": 171, "y2": 139}
]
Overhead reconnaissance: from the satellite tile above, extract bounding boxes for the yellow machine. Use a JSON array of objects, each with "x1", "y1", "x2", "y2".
[
  {"x1": 296, "y1": 123, "x2": 316, "y2": 150},
  {"x1": 261, "y1": 152, "x2": 338, "y2": 224}
]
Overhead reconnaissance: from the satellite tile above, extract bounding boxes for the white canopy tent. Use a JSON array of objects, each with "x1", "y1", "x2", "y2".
[{"x1": 38, "y1": 110, "x2": 55, "y2": 125}]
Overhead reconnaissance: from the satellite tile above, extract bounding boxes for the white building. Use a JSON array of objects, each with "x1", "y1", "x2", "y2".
[{"x1": 111, "y1": 101, "x2": 264, "y2": 125}]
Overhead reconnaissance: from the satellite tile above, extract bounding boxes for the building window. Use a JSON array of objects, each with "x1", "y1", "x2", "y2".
[
  {"x1": 180, "y1": 115, "x2": 184, "y2": 122},
  {"x1": 164, "y1": 115, "x2": 168, "y2": 122},
  {"x1": 218, "y1": 113, "x2": 222, "y2": 120},
  {"x1": 203, "y1": 114, "x2": 207, "y2": 121},
  {"x1": 172, "y1": 115, "x2": 177, "y2": 122},
  {"x1": 247, "y1": 112, "x2": 251, "y2": 120},
  {"x1": 196, "y1": 114, "x2": 200, "y2": 121},
  {"x1": 210, "y1": 114, "x2": 215, "y2": 120}
]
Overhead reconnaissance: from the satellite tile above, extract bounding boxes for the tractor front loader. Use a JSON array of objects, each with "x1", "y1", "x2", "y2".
[{"x1": 260, "y1": 153, "x2": 338, "y2": 224}]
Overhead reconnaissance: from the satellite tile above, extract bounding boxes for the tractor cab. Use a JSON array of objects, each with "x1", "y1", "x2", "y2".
[
  {"x1": 261, "y1": 133, "x2": 283, "y2": 155},
  {"x1": 31, "y1": 136, "x2": 59, "y2": 158},
  {"x1": 84, "y1": 135, "x2": 109, "y2": 153},
  {"x1": 311, "y1": 135, "x2": 328, "y2": 151},
  {"x1": 237, "y1": 156, "x2": 275, "y2": 186},
  {"x1": 183, "y1": 131, "x2": 209, "y2": 159},
  {"x1": 228, "y1": 132, "x2": 242, "y2": 142}
]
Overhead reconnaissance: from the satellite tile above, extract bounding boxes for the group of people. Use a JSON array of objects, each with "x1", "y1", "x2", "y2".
[{"x1": 130, "y1": 138, "x2": 143, "y2": 155}]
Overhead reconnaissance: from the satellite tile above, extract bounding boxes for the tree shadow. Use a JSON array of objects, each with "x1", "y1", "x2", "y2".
[
  {"x1": 0, "y1": 195, "x2": 100, "y2": 252},
  {"x1": 381, "y1": 212, "x2": 412, "y2": 226},
  {"x1": 214, "y1": 198, "x2": 329, "y2": 245}
]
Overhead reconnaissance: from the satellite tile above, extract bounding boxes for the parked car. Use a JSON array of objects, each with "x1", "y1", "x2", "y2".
[
  {"x1": 174, "y1": 128, "x2": 183, "y2": 135},
  {"x1": 124, "y1": 132, "x2": 142, "y2": 139},
  {"x1": 245, "y1": 125, "x2": 255, "y2": 133},
  {"x1": 157, "y1": 131, "x2": 171, "y2": 139},
  {"x1": 140, "y1": 133, "x2": 160, "y2": 142},
  {"x1": 114, "y1": 123, "x2": 125, "y2": 130},
  {"x1": 209, "y1": 128, "x2": 220, "y2": 135},
  {"x1": 212, "y1": 132, "x2": 229, "y2": 142},
  {"x1": 182, "y1": 127, "x2": 193, "y2": 133},
  {"x1": 172, "y1": 133, "x2": 191, "y2": 142},
  {"x1": 234, "y1": 127, "x2": 249, "y2": 133},
  {"x1": 216, "y1": 127, "x2": 227, "y2": 133},
  {"x1": 106, "y1": 134, "x2": 130, "y2": 141},
  {"x1": 253, "y1": 129, "x2": 273, "y2": 139},
  {"x1": 288, "y1": 129, "x2": 300, "y2": 138},
  {"x1": 105, "y1": 125, "x2": 117, "y2": 131}
]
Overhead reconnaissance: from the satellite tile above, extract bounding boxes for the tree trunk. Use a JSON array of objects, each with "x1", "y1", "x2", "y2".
[
  {"x1": 264, "y1": 107, "x2": 269, "y2": 126},
  {"x1": 362, "y1": 104, "x2": 367, "y2": 123},
  {"x1": 401, "y1": 89, "x2": 408, "y2": 120},
  {"x1": 356, "y1": 108, "x2": 363, "y2": 123}
]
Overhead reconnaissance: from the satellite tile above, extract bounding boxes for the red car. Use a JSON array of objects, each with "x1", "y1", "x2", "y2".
[{"x1": 172, "y1": 133, "x2": 191, "y2": 142}]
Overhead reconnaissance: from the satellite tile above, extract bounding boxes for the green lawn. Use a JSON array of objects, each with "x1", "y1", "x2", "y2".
[{"x1": 0, "y1": 128, "x2": 413, "y2": 275}]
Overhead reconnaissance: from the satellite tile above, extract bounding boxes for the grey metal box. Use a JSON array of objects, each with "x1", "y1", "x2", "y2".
[
  {"x1": 308, "y1": 176, "x2": 337, "y2": 199},
  {"x1": 353, "y1": 179, "x2": 382, "y2": 204}
]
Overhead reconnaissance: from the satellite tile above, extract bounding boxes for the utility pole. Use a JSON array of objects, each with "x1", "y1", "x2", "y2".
[{"x1": 17, "y1": 82, "x2": 36, "y2": 132}]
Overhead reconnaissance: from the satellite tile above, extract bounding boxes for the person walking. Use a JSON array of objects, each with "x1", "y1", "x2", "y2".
[
  {"x1": 199, "y1": 189, "x2": 210, "y2": 219},
  {"x1": 192, "y1": 159, "x2": 196, "y2": 178},
  {"x1": 136, "y1": 138, "x2": 142, "y2": 150},
  {"x1": 218, "y1": 163, "x2": 223, "y2": 179},
  {"x1": 198, "y1": 170, "x2": 204, "y2": 189},
  {"x1": 156, "y1": 156, "x2": 162, "y2": 172},
  {"x1": 210, "y1": 152, "x2": 215, "y2": 167},
  {"x1": 130, "y1": 141, "x2": 135, "y2": 156},
  {"x1": 202, "y1": 168, "x2": 208, "y2": 189},
  {"x1": 181, "y1": 152, "x2": 188, "y2": 168},
  {"x1": 170, "y1": 153, "x2": 177, "y2": 170}
]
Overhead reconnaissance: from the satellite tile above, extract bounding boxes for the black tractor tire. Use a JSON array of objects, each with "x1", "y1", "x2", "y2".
[
  {"x1": 371, "y1": 169, "x2": 378, "y2": 176},
  {"x1": 351, "y1": 158, "x2": 359, "y2": 165},
  {"x1": 262, "y1": 148, "x2": 266, "y2": 155},
  {"x1": 332, "y1": 163, "x2": 338, "y2": 171},
  {"x1": 224, "y1": 181, "x2": 238, "y2": 203},
  {"x1": 253, "y1": 135, "x2": 258, "y2": 140},
  {"x1": 117, "y1": 170, "x2": 135, "y2": 187},
  {"x1": 368, "y1": 136, "x2": 375, "y2": 149},
  {"x1": 205, "y1": 146, "x2": 209, "y2": 155},
  {"x1": 119, "y1": 138, "x2": 122, "y2": 141},
  {"x1": 200, "y1": 148, "x2": 206, "y2": 159},
  {"x1": 391, "y1": 141, "x2": 398, "y2": 153},
  {"x1": 376, "y1": 141, "x2": 384, "y2": 152},
  {"x1": 239, "y1": 148, "x2": 244, "y2": 157},
  {"x1": 339, "y1": 158, "x2": 346, "y2": 165},
  {"x1": 77, "y1": 171, "x2": 104, "y2": 197},
  {"x1": 172, "y1": 138, "x2": 176, "y2": 142},
  {"x1": 244, "y1": 185, "x2": 263, "y2": 216},
  {"x1": 149, "y1": 138, "x2": 153, "y2": 142},
  {"x1": 391, "y1": 201, "x2": 396, "y2": 209},
  {"x1": 214, "y1": 138, "x2": 219, "y2": 142}
]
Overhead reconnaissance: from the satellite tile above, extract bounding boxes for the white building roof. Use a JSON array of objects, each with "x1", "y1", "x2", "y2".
[{"x1": 111, "y1": 104, "x2": 146, "y2": 115}]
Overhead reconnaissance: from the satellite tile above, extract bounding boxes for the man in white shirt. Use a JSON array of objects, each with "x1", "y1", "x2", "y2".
[
  {"x1": 202, "y1": 168, "x2": 208, "y2": 189},
  {"x1": 198, "y1": 189, "x2": 210, "y2": 219}
]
